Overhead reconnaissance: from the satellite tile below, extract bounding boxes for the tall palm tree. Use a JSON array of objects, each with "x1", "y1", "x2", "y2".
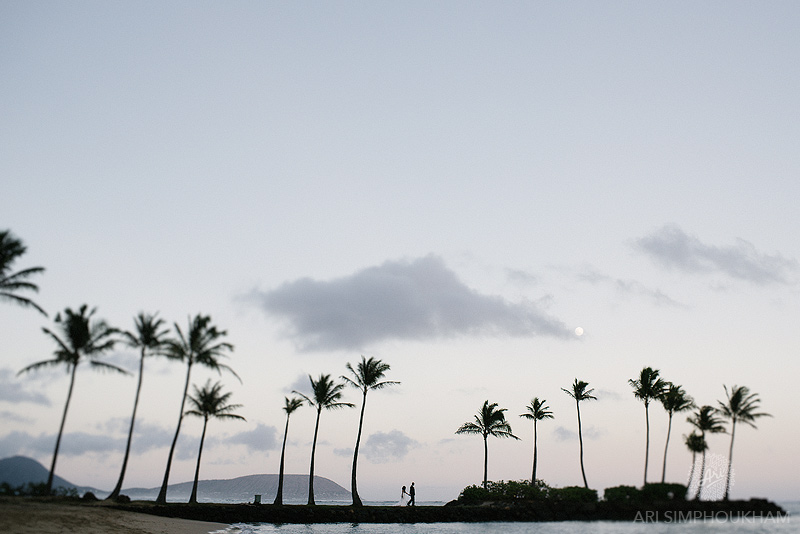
[
  {"x1": 17, "y1": 305, "x2": 123, "y2": 493},
  {"x1": 293, "y1": 374, "x2": 354, "y2": 505},
  {"x1": 717, "y1": 385, "x2": 771, "y2": 500},
  {"x1": 456, "y1": 400, "x2": 520, "y2": 489},
  {"x1": 658, "y1": 383, "x2": 694, "y2": 483},
  {"x1": 628, "y1": 367, "x2": 667, "y2": 485},
  {"x1": 107, "y1": 313, "x2": 170, "y2": 500},
  {"x1": 341, "y1": 356, "x2": 399, "y2": 506},
  {"x1": 156, "y1": 314, "x2": 238, "y2": 504},
  {"x1": 185, "y1": 380, "x2": 245, "y2": 504},
  {"x1": 273, "y1": 396, "x2": 303, "y2": 505},
  {"x1": 562, "y1": 379, "x2": 597, "y2": 489},
  {"x1": 519, "y1": 397, "x2": 554, "y2": 484},
  {"x1": 684, "y1": 432, "x2": 707, "y2": 491},
  {"x1": 687, "y1": 405, "x2": 725, "y2": 500},
  {"x1": 0, "y1": 229, "x2": 46, "y2": 316}
]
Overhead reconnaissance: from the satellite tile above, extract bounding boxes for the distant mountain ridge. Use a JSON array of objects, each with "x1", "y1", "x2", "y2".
[{"x1": 0, "y1": 455, "x2": 350, "y2": 502}]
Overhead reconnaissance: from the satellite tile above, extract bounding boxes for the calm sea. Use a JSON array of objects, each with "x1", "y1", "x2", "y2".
[{"x1": 212, "y1": 501, "x2": 797, "y2": 534}]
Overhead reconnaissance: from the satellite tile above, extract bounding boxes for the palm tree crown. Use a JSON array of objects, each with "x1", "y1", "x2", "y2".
[
  {"x1": 628, "y1": 366, "x2": 667, "y2": 485},
  {"x1": 18, "y1": 305, "x2": 124, "y2": 493},
  {"x1": 185, "y1": 380, "x2": 245, "y2": 503},
  {"x1": 456, "y1": 400, "x2": 519, "y2": 488},
  {"x1": 342, "y1": 356, "x2": 399, "y2": 506},
  {"x1": 294, "y1": 374, "x2": 354, "y2": 505},
  {"x1": 0, "y1": 229, "x2": 47, "y2": 316},
  {"x1": 520, "y1": 397, "x2": 554, "y2": 484},
  {"x1": 687, "y1": 405, "x2": 726, "y2": 500},
  {"x1": 717, "y1": 385, "x2": 771, "y2": 500}
]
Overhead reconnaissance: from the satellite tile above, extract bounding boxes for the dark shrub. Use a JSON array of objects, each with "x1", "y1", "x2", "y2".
[
  {"x1": 551, "y1": 486, "x2": 598, "y2": 503},
  {"x1": 458, "y1": 484, "x2": 491, "y2": 503},
  {"x1": 641, "y1": 483, "x2": 687, "y2": 501},
  {"x1": 486, "y1": 480, "x2": 549, "y2": 501},
  {"x1": 603, "y1": 485, "x2": 642, "y2": 503}
]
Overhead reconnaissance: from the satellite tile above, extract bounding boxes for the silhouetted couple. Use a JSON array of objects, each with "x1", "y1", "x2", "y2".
[{"x1": 399, "y1": 482, "x2": 415, "y2": 506}]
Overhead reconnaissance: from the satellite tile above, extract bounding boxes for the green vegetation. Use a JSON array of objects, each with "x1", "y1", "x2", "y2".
[
  {"x1": 519, "y1": 397, "x2": 553, "y2": 485},
  {"x1": 561, "y1": 379, "x2": 597, "y2": 489},
  {"x1": 456, "y1": 400, "x2": 520, "y2": 489},
  {"x1": 628, "y1": 367, "x2": 667, "y2": 485},
  {"x1": 0, "y1": 229, "x2": 46, "y2": 316},
  {"x1": 273, "y1": 396, "x2": 304, "y2": 505}
]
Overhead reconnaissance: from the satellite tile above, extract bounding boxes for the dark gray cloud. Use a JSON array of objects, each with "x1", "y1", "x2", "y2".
[
  {"x1": 362, "y1": 430, "x2": 418, "y2": 464},
  {"x1": 0, "y1": 368, "x2": 51, "y2": 405},
  {"x1": 633, "y1": 225, "x2": 798, "y2": 285},
  {"x1": 214, "y1": 423, "x2": 277, "y2": 453},
  {"x1": 255, "y1": 256, "x2": 571, "y2": 351},
  {"x1": 0, "y1": 430, "x2": 124, "y2": 457}
]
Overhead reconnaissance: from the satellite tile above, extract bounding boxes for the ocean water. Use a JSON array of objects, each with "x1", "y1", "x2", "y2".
[{"x1": 214, "y1": 501, "x2": 797, "y2": 534}]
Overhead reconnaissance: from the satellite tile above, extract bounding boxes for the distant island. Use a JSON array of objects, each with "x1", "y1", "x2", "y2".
[{"x1": 0, "y1": 455, "x2": 350, "y2": 502}]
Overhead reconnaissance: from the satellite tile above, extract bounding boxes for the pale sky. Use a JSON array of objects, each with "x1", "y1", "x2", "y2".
[{"x1": 2, "y1": 1, "x2": 798, "y2": 502}]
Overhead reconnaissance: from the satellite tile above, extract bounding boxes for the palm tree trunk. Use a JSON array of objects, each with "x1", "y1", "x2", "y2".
[
  {"x1": 273, "y1": 413, "x2": 290, "y2": 505},
  {"x1": 47, "y1": 363, "x2": 77, "y2": 494},
  {"x1": 576, "y1": 400, "x2": 588, "y2": 489},
  {"x1": 687, "y1": 451, "x2": 697, "y2": 489},
  {"x1": 351, "y1": 390, "x2": 367, "y2": 507},
  {"x1": 695, "y1": 448, "x2": 707, "y2": 500},
  {"x1": 531, "y1": 420, "x2": 538, "y2": 484},
  {"x1": 724, "y1": 419, "x2": 736, "y2": 501},
  {"x1": 661, "y1": 412, "x2": 673, "y2": 484},
  {"x1": 108, "y1": 349, "x2": 145, "y2": 500},
  {"x1": 189, "y1": 417, "x2": 208, "y2": 504},
  {"x1": 643, "y1": 403, "x2": 650, "y2": 486},
  {"x1": 482, "y1": 434, "x2": 488, "y2": 489},
  {"x1": 307, "y1": 408, "x2": 321, "y2": 505},
  {"x1": 157, "y1": 361, "x2": 192, "y2": 504}
]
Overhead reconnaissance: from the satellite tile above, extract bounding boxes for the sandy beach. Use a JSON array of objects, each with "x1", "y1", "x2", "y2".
[{"x1": 0, "y1": 497, "x2": 228, "y2": 534}]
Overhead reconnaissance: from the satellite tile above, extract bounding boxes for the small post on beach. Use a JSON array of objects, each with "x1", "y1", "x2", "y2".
[{"x1": 254, "y1": 494, "x2": 261, "y2": 504}]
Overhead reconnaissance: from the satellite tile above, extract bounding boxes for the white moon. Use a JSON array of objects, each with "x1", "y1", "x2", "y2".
[{"x1": 574, "y1": 327, "x2": 584, "y2": 336}]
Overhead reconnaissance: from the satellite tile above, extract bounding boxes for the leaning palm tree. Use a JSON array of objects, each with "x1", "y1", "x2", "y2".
[
  {"x1": 456, "y1": 400, "x2": 520, "y2": 489},
  {"x1": 107, "y1": 312, "x2": 170, "y2": 500},
  {"x1": 273, "y1": 396, "x2": 304, "y2": 505},
  {"x1": 519, "y1": 397, "x2": 554, "y2": 484},
  {"x1": 687, "y1": 405, "x2": 725, "y2": 500},
  {"x1": 684, "y1": 432, "x2": 707, "y2": 491},
  {"x1": 658, "y1": 383, "x2": 694, "y2": 483},
  {"x1": 341, "y1": 356, "x2": 399, "y2": 506},
  {"x1": 628, "y1": 367, "x2": 667, "y2": 485},
  {"x1": 562, "y1": 379, "x2": 597, "y2": 489},
  {"x1": 717, "y1": 385, "x2": 771, "y2": 500},
  {"x1": 185, "y1": 380, "x2": 245, "y2": 503},
  {"x1": 17, "y1": 305, "x2": 123, "y2": 493},
  {"x1": 0, "y1": 229, "x2": 46, "y2": 316},
  {"x1": 156, "y1": 314, "x2": 238, "y2": 504},
  {"x1": 293, "y1": 374, "x2": 354, "y2": 505}
]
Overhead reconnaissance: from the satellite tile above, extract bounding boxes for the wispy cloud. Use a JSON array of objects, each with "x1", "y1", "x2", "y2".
[
  {"x1": 213, "y1": 423, "x2": 277, "y2": 453},
  {"x1": 362, "y1": 430, "x2": 419, "y2": 464},
  {"x1": 253, "y1": 255, "x2": 571, "y2": 351},
  {"x1": 0, "y1": 368, "x2": 51, "y2": 405},
  {"x1": 633, "y1": 225, "x2": 798, "y2": 285},
  {"x1": 578, "y1": 267, "x2": 685, "y2": 308},
  {"x1": 553, "y1": 425, "x2": 604, "y2": 442}
]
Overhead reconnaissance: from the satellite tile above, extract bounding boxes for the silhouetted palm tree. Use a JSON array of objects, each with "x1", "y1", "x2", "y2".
[
  {"x1": 658, "y1": 383, "x2": 694, "y2": 483},
  {"x1": 562, "y1": 379, "x2": 597, "y2": 489},
  {"x1": 456, "y1": 400, "x2": 520, "y2": 489},
  {"x1": 185, "y1": 380, "x2": 245, "y2": 503},
  {"x1": 519, "y1": 397, "x2": 553, "y2": 484},
  {"x1": 629, "y1": 367, "x2": 667, "y2": 485},
  {"x1": 294, "y1": 374, "x2": 354, "y2": 505},
  {"x1": 717, "y1": 385, "x2": 771, "y2": 500},
  {"x1": 0, "y1": 230, "x2": 46, "y2": 316},
  {"x1": 17, "y1": 305, "x2": 123, "y2": 493},
  {"x1": 684, "y1": 431, "x2": 707, "y2": 491},
  {"x1": 274, "y1": 396, "x2": 303, "y2": 505},
  {"x1": 342, "y1": 356, "x2": 399, "y2": 506},
  {"x1": 107, "y1": 312, "x2": 170, "y2": 500},
  {"x1": 687, "y1": 405, "x2": 725, "y2": 500},
  {"x1": 156, "y1": 314, "x2": 238, "y2": 504}
]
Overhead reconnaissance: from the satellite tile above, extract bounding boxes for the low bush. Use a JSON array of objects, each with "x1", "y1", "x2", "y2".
[
  {"x1": 603, "y1": 485, "x2": 641, "y2": 503},
  {"x1": 550, "y1": 486, "x2": 598, "y2": 503},
  {"x1": 641, "y1": 483, "x2": 687, "y2": 501}
]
